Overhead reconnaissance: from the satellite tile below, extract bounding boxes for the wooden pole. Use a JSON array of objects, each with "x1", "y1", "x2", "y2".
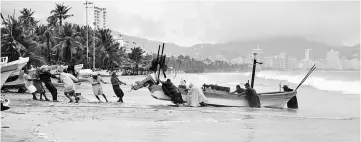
[{"x1": 251, "y1": 58, "x2": 257, "y2": 88}]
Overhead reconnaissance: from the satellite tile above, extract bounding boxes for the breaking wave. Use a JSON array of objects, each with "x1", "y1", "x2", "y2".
[{"x1": 256, "y1": 71, "x2": 360, "y2": 95}]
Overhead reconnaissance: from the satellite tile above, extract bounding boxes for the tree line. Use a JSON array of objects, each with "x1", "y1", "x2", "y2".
[{"x1": 1, "y1": 3, "x2": 249, "y2": 73}]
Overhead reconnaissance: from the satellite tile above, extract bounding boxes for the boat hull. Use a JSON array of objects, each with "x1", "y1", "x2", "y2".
[
  {"x1": 149, "y1": 85, "x2": 297, "y2": 108},
  {"x1": 1, "y1": 58, "x2": 29, "y2": 88}
]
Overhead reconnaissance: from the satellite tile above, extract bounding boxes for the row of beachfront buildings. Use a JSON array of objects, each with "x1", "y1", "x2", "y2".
[
  {"x1": 229, "y1": 49, "x2": 360, "y2": 71},
  {"x1": 260, "y1": 49, "x2": 360, "y2": 70}
]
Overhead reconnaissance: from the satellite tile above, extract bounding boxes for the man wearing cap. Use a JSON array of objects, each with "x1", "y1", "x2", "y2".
[{"x1": 238, "y1": 83, "x2": 261, "y2": 108}]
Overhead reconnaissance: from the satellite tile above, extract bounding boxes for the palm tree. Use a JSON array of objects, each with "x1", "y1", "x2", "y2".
[
  {"x1": 18, "y1": 8, "x2": 38, "y2": 34},
  {"x1": 128, "y1": 47, "x2": 145, "y2": 64},
  {"x1": 34, "y1": 25, "x2": 56, "y2": 63},
  {"x1": 53, "y1": 22, "x2": 83, "y2": 64},
  {"x1": 50, "y1": 3, "x2": 73, "y2": 27},
  {"x1": 1, "y1": 13, "x2": 46, "y2": 66},
  {"x1": 95, "y1": 29, "x2": 127, "y2": 70}
]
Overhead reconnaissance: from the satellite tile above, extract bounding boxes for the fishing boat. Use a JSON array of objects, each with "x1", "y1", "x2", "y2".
[
  {"x1": 149, "y1": 85, "x2": 297, "y2": 108},
  {"x1": 1, "y1": 57, "x2": 29, "y2": 88},
  {"x1": 133, "y1": 45, "x2": 316, "y2": 109}
]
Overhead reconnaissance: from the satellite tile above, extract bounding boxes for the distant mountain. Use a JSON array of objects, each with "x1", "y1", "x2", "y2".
[{"x1": 111, "y1": 30, "x2": 359, "y2": 61}]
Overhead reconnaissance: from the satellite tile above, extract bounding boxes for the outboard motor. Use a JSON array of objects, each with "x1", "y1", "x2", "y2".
[
  {"x1": 283, "y1": 85, "x2": 298, "y2": 109},
  {"x1": 1, "y1": 99, "x2": 10, "y2": 111}
]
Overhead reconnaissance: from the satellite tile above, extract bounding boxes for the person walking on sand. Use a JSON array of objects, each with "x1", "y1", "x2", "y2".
[
  {"x1": 110, "y1": 72, "x2": 126, "y2": 102},
  {"x1": 32, "y1": 68, "x2": 50, "y2": 101},
  {"x1": 91, "y1": 73, "x2": 109, "y2": 102},
  {"x1": 39, "y1": 66, "x2": 59, "y2": 102},
  {"x1": 23, "y1": 68, "x2": 38, "y2": 100},
  {"x1": 59, "y1": 69, "x2": 80, "y2": 103}
]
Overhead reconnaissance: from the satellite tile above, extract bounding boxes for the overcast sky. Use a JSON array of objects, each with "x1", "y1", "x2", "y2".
[{"x1": 1, "y1": 0, "x2": 360, "y2": 47}]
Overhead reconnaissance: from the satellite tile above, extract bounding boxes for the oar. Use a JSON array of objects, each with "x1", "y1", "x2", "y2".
[
  {"x1": 295, "y1": 65, "x2": 316, "y2": 91},
  {"x1": 299, "y1": 65, "x2": 316, "y2": 86},
  {"x1": 155, "y1": 45, "x2": 161, "y2": 67},
  {"x1": 157, "y1": 43, "x2": 165, "y2": 81},
  {"x1": 297, "y1": 65, "x2": 315, "y2": 86},
  {"x1": 161, "y1": 54, "x2": 167, "y2": 78}
]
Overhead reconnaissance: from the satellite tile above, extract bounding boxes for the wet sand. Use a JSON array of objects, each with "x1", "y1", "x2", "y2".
[{"x1": 1, "y1": 74, "x2": 359, "y2": 142}]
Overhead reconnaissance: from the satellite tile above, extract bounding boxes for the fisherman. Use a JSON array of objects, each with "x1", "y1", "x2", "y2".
[
  {"x1": 23, "y1": 68, "x2": 38, "y2": 100},
  {"x1": 230, "y1": 85, "x2": 245, "y2": 95},
  {"x1": 59, "y1": 68, "x2": 80, "y2": 103},
  {"x1": 91, "y1": 73, "x2": 109, "y2": 102},
  {"x1": 110, "y1": 71, "x2": 127, "y2": 103},
  {"x1": 238, "y1": 83, "x2": 261, "y2": 108},
  {"x1": 159, "y1": 79, "x2": 184, "y2": 105},
  {"x1": 186, "y1": 82, "x2": 207, "y2": 107},
  {"x1": 178, "y1": 79, "x2": 187, "y2": 89},
  {"x1": 32, "y1": 68, "x2": 50, "y2": 101},
  {"x1": 282, "y1": 85, "x2": 293, "y2": 92},
  {"x1": 39, "y1": 66, "x2": 59, "y2": 102}
]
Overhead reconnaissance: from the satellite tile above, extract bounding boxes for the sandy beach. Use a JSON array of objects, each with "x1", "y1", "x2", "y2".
[
  {"x1": 1, "y1": 75, "x2": 174, "y2": 142},
  {"x1": 1, "y1": 74, "x2": 359, "y2": 142}
]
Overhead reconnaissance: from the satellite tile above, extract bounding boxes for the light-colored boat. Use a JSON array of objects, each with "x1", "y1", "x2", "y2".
[
  {"x1": 1, "y1": 57, "x2": 29, "y2": 88},
  {"x1": 96, "y1": 70, "x2": 123, "y2": 77},
  {"x1": 132, "y1": 45, "x2": 315, "y2": 109},
  {"x1": 149, "y1": 85, "x2": 297, "y2": 108}
]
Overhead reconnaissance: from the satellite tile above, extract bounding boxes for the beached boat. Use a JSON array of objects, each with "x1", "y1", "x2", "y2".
[
  {"x1": 136, "y1": 45, "x2": 315, "y2": 108},
  {"x1": 96, "y1": 70, "x2": 123, "y2": 77},
  {"x1": 1, "y1": 57, "x2": 29, "y2": 88},
  {"x1": 149, "y1": 85, "x2": 297, "y2": 108}
]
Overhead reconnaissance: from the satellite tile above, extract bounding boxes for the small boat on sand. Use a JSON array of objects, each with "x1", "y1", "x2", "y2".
[
  {"x1": 1, "y1": 57, "x2": 29, "y2": 88},
  {"x1": 149, "y1": 85, "x2": 297, "y2": 108},
  {"x1": 132, "y1": 45, "x2": 315, "y2": 108}
]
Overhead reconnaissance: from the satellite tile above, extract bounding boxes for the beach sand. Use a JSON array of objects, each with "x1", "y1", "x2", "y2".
[
  {"x1": 1, "y1": 74, "x2": 359, "y2": 142},
  {"x1": 0, "y1": 75, "x2": 172, "y2": 142}
]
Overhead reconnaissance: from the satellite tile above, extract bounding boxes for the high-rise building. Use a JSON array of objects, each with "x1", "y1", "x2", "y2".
[
  {"x1": 85, "y1": 1, "x2": 107, "y2": 29},
  {"x1": 279, "y1": 52, "x2": 289, "y2": 70},
  {"x1": 326, "y1": 49, "x2": 342, "y2": 70},
  {"x1": 263, "y1": 56, "x2": 274, "y2": 68},
  {"x1": 305, "y1": 49, "x2": 312, "y2": 60}
]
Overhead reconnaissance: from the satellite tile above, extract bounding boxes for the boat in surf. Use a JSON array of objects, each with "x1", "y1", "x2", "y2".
[{"x1": 132, "y1": 45, "x2": 315, "y2": 108}]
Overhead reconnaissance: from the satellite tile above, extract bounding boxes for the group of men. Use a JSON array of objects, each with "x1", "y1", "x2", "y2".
[
  {"x1": 230, "y1": 83, "x2": 261, "y2": 108},
  {"x1": 22, "y1": 66, "x2": 127, "y2": 103}
]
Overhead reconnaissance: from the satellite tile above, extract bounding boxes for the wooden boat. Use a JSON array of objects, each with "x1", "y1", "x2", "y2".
[
  {"x1": 148, "y1": 84, "x2": 297, "y2": 108},
  {"x1": 133, "y1": 45, "x2": 315, "y2": 109},
  {"x1": 1, "y1": 57, "x2": 29, "y2": 88},
  {"x1": 3, "y1": 64, "x2": 85, "y2": 90}
]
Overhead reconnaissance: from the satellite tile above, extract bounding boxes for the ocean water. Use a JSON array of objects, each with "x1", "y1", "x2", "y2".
[{"x1": 36, "y1": 71, "x2": 359, "y2": 142}]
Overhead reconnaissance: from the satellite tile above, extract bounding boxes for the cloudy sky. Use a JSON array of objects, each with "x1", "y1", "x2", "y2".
[{"x1": 1, "y1": 0, "x2": 360, "y2": 47}]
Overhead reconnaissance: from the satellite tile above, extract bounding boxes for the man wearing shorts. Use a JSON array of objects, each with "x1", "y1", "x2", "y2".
[{"x1": 59, "y1": 69, "x2": 79, "y2": 103}]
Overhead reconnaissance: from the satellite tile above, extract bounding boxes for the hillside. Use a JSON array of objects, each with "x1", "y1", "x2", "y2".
[{"x1": 111, "y1": 30, "x2": 359, "y2": 61}]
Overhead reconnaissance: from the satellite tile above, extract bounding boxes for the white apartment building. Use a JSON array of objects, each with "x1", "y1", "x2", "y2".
[
  {"x1": 326, "y1": 49, "x2": 342, "y2": 70},
  {"x1": 305, "y1": 49, "x2": 312, "y2": 60},
  {"x1": 85, "y1": 1, "x2": 107, "y2": 29}
]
